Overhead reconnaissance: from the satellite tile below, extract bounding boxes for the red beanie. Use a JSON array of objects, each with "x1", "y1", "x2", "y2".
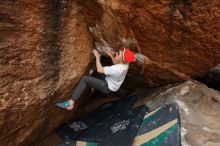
[{"x1": 122, "y1": 48, "x2": 135, "y2": 63}]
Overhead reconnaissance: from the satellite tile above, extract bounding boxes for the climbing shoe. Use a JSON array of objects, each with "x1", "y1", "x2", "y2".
[{"x1": 56, "y1": 100, "x2": 71, "y2": 109}]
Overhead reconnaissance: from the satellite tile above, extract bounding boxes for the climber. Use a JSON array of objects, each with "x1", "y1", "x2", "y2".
[{"x1": 56, "y1": 47, "x2": 136, "y2": 110}]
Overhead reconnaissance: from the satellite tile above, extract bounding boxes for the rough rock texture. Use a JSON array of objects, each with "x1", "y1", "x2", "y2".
[
  {"x1": 77, "y1": 0, "x2": 220, "y2": 86},
  {"x1": 134, "y1": 80, "x2": 220, "y2": 146},
  {"x1": 1, "y1": 0, "x2": 220, "y2": 146},
  {"x1": 0, "y1": 0, "x2": 92, "y2": 146}
]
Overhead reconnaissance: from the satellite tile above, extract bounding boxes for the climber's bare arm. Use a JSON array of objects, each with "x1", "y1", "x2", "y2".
[{"x1": 93, "y1": 50, "x2": 104, "y2": 73}]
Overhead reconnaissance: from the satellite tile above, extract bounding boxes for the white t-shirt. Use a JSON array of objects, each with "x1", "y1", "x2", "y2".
[{"x1": 103, "y1": 64, "x2": 129, "y2": 92}]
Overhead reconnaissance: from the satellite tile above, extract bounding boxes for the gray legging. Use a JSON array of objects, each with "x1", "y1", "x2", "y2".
[{"x1": 70, "y1": 75, "x2": 112, "y2": 101}]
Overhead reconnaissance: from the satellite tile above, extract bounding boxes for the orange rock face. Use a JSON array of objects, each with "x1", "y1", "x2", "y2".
[
  {"x1": 0, "y1": 0, "x2": 92, "y2": 145},
  {"x1": 78, "y1": 0, "x2": 220, "y2": 86},
  {"x1": 0, "y1": 0, "x2": 220, "y2": 145}
]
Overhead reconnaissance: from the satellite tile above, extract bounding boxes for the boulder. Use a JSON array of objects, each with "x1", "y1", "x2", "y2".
[
  {"x1": 135, "y1": 80, "x2": 220, "y2": 146},
  {"x1": 0, "y1": 1, "x2": 92, "y2": 145},
  {"x1": 1, "y1": 0, "x2": 220, "y2": 145},
  {"x1": 77, "y1": 0, "x2": 220, "y2": 86}
]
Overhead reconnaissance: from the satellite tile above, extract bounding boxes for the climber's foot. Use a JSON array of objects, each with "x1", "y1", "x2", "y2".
[
  {"x1": 66, "y1": 100, "x2": 75, "y2": 110},
  {"x1": 56, "y1": 100, "x2": 75, "y2": 110}
]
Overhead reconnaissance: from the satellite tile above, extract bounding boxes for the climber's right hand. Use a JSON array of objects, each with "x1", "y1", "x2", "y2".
[{"x1": 93, "y1": 49, "x2": 101, "y2": 59}]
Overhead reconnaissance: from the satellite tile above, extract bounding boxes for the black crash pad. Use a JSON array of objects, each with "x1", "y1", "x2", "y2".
[
  {"x1": 78, "y1": 105, "x2": 148, "y2": 146},
  {"x1": 58, "y1": 105, "x2": 148, "y2": 146},
  {"x1": 56, "y1": 95, "x2": 138, "y2": 141},
  {"x1": 57, "y1": 141, "x2": 98, "y2": 146}
]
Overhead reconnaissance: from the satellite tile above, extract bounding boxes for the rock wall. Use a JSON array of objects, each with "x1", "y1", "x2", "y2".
[
  {"x1": 1, "y1": 0, "x2": 220, "y2": 145},
  {"x1": 78, "y1": 0, "x2": 220, "y2": 86},
  {"x1": 0, "y1": 0, "x2": 92, "y2": 145}
]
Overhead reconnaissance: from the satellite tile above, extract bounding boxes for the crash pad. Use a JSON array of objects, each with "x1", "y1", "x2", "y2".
[
  {"x1": 132, "y1": 103, "x2": 181, "y2": 146},
  {"x1": 78, "y1": 105, "x2": 148, "y2": 146},
  {"x1": 56, "y1": 95, "x2": 138, "y2": 141},
  {"x1": 58, "y1": 105, "x2": 148, "y2": 146},
  {"x1": 57, "y1": 141, "x2": 98, "y2": 146}
]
